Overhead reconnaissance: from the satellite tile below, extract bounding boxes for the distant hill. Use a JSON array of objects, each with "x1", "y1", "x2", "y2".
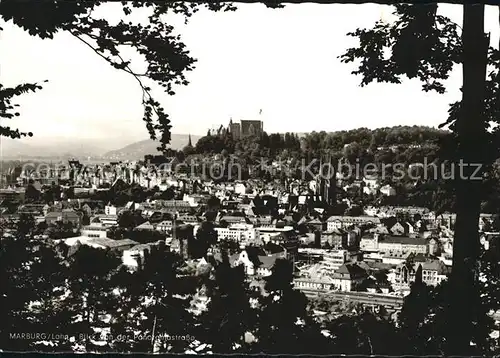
[
  {"x1": 102, "y1": 134, "x2": 201, "y2": 161},
  {"x1": 0, "y1": 134, "x2": 200, "y2": 161},
  {"x1": 0, "y1": 137, "x2": 104, "y2": 160}
]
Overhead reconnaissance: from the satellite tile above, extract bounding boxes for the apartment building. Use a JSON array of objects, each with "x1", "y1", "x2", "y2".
[
  {"x1": 322, "y1": 249, "x2": 348, "y2": 272},
  {"x1": 326, "y1": 215, "x2": 381, "y2": 231},
  {"x1": 81, "y1": 223, "x2": 110, "y2": 239}
]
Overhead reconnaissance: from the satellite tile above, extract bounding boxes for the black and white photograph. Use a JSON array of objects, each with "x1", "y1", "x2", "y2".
[{"x1": 1, "y1": 0, "x2": 500, "y2": 355}]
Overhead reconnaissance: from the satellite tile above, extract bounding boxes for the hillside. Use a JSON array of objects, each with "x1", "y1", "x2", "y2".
[
  {"x1": 102, "y1": 134, "x2": 201, "y2": 160},
  {"x1": 0, "y1": 137, "x2": 104, "y2": 159}
]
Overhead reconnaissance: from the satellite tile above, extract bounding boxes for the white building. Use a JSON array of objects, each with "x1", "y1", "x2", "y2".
[
  {"x1": 81, "y1": 223, "x2": 110, "y2": 239},
  {"x1": 234, "y1": 182, "x2": 247, "y2": 196},
  {"x1": 331, "y1": 263, "x2": 367, "y2": 292},
  {"x1": 380, "y1": 184, "x2": 396, "y2": 196},
  {"x1": 122, "y1": 242, "x2": 163, "y2": 270},
  {"x1": 215, "y1": 227, "x2": 257, "y2": 242},
  {"x1": 322, "y1": 250, "x2": 348, "y2": 272},
  {"x1": 326, "y1": 215, "x2": 381, "y2": 231},
  {"x1": 230, "y1": 250, "x2": 282, "y2": 277},
  {"x1": 363, "y1": 177, "x2": 379, "y2": 189}
]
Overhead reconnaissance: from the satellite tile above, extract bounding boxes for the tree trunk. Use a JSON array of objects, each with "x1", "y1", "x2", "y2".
[{"x1": 448, "y1": 4, "x2": 488, "y2": 354}]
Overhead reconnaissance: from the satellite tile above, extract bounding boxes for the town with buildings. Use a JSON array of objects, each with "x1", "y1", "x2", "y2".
[
  {"x1": 2, "y1": 117, "x2": 500, "y2": 353},
  {"x1": 3, "y1": 2, "x2": 500, "y2": 354}
]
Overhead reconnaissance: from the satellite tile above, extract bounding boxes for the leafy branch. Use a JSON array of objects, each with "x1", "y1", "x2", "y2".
[{"x1": 340, "y1": 4, "x2": 462, "y2": 94}]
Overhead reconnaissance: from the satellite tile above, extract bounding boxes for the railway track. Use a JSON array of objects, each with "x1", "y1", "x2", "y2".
[{"x1": 301, "y1": 289, "x2": 404, "y2": 309}]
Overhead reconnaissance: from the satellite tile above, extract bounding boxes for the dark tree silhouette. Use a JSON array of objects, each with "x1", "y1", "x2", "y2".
[
  {"x1": 192, "y1": 221, "x2": 218, "y2": 259},
  {"x1": 0, "y1": 82, "x2": 44, "y2": 138},
  {"x1": 196, "y1": 256, "x2": 258, "y2": 353},
  {"x1": 256, "y1": 259, "x2": 330, "y2": 354},
  {"x1": 111, "y1": 248, "x2": 196, "y2": 353}
]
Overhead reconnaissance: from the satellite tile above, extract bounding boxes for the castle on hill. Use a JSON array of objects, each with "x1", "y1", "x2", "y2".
[{"x1": 228, "y1": 118, "x2": 264, "y2": 140}]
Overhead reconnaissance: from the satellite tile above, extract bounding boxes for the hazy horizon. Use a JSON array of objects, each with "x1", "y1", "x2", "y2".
[{"x1": 2, "y1": 4, "x2": 500, "y2": 149}]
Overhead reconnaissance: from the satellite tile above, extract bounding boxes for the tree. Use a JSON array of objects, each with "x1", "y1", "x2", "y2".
[
  {"x1": 159, "y1": 186, "x2": 176, "y2": 201},
  {"x1": 61, "y1": 246, "x2": 123, "y2": 352},
  {"x1": 326, "y1": 311, "x2": 405, "y2": 355},
  {"x1": 340, "y1": 4, "x2": 493, "y2": 353},
  {"x1": 44, "y1": 221, "x2": 77, "y2": 240},
  {"x1": 196, "y1": 257, "x2": 258, "y2": 353},
  {"x1": 256, "y1": 259, "x2": 330, "y2": 354},
  {"x1": 111, "y1": 248, "x2": 197, "y2": 353},
  {"x1": 0, "y1": 83, "x2": 43, "y2": 138},
  {"x1": 183, "y1": 144, "x2": 195, "y2": 157},
  {"x1": 25, "y1": 182, "x2": 41, "y2": 203},
  {"x1": 0, "y1": 216, "x2": 70, "y2": 352},
  {"x1": 117, "y1": 210, "x2": 145, "y2": 230},
  {"x1": 23, "y1": 243, "x2": 72, "y2": 352},
  {"x1": 0, "y1": 235, "x2": 41, "y2": 351},
  {"x1": 192, "y1": 221, "x2": 218, "y2": 259},
  {"x1": 0, "y1": 1, "x2": 236, "y2": 150},
  {"x1": 207, "y1": 196, "x2": 221, "y2": 211}
]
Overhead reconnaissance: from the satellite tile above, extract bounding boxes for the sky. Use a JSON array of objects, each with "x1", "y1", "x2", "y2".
[{"x1": 1, "y1": 3, "x2": 500, "y2": 148}]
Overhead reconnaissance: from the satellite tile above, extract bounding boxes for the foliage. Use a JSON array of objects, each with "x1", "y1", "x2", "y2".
[
  {"x1": 0, "y1": 0, "x2": 236, "y2": 150},
  {"x1": 0, "y1": 82, "x2": 46, "y2": 138},
  {"x1": 196, "y1": 258, "x2": 258, "y2": 353},
  {"x1": 255, "y1": 259, "x2": 331, "y2": 354},
  {"x1": 191, "y1": 221, "x2": 218, "y2": 259},
  {"x1": 339, "y1": 4, "x2": 495, "y2": 353}
]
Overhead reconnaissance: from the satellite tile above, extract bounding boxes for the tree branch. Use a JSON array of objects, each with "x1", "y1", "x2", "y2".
[{"x1": 68, "y1": 30, "x2": 164, "y2": 137}]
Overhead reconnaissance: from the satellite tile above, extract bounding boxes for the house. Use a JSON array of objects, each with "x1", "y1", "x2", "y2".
[
  {"x1": 45, "y1": 209, "x2": 81, "y2": 227},
  {"x1": 105, "y1": 204, "x2": 118, "y2": 216},
  {"x1": 322, "y1": 250, "x2": 348, "y2": 272},
  {"x1": 380, "y1": 184, "x2": 396, "y2": 196},
  {"x1": 378, "y1": 236, "x2": 428, "y2": 255},
  {"x1": 134, "y1": 221, "x2": 156, "y2": 231},
  {"x1": 248, "y1": 215, "x2": 273, "y2": 227},
  {"x1": 214, "y1": 226, "x2": 257, "y2": 242},
  {"x1": 17, "y1": 204, "x2": 47, "y2": 216},
  {"x1": 219, "y1": 215, "x2": 248, "y2": 225},
  {"x1": 390, "y1": 222, "x2": 406, "y2": 236},
  {"x1": 293, "y1": 275, "x2": 335, "y2": 292},
  {"x1": 81, "y1": 223, "x2": 111, "y2": 239},
  {"x1": 322, "y1": 229, "x2": 347, "y2": 249},
  {"x1": 332, "y1": 263, "x2": 368, "y2": 292},
  {"x1": 156, "y1": 220, "x2": 178, "y2": 233},
  {"x1": 393, "y1": 258, "x2": 449, "y2": 290},
  {"x1": 308, "y1": 218, "x2": 326, "y2": 232},
  {"x1": 178, "y1": 214, "x2": 200, "y2": 225},
  {"x1": 91, "y1": 214, "x2": 118, "y2": 227},
  {"x1": 362, "y1": 177, "x2": 379, "y2": 189},
  {"x1": 122, "y1": 241, "x2": 165, "y2": 270},
  {"x1": 359, "y1": 233, "x2": 380, "y2": 252},
  {"x1": 326, "y1": 215, "x2": 381, "y2": 231},
  {"x1": 230, "y1": 249, "x2": 284, "y2": 277},
  {"x1": 381, "y1": 251, "x2": 412, "y2": 265},
  {"x1": 234, "y1": 182, "x2": 247, "y2": 196},
  {"x1": 428, "y1": 237, "x2": 440, "y2": 255}
]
